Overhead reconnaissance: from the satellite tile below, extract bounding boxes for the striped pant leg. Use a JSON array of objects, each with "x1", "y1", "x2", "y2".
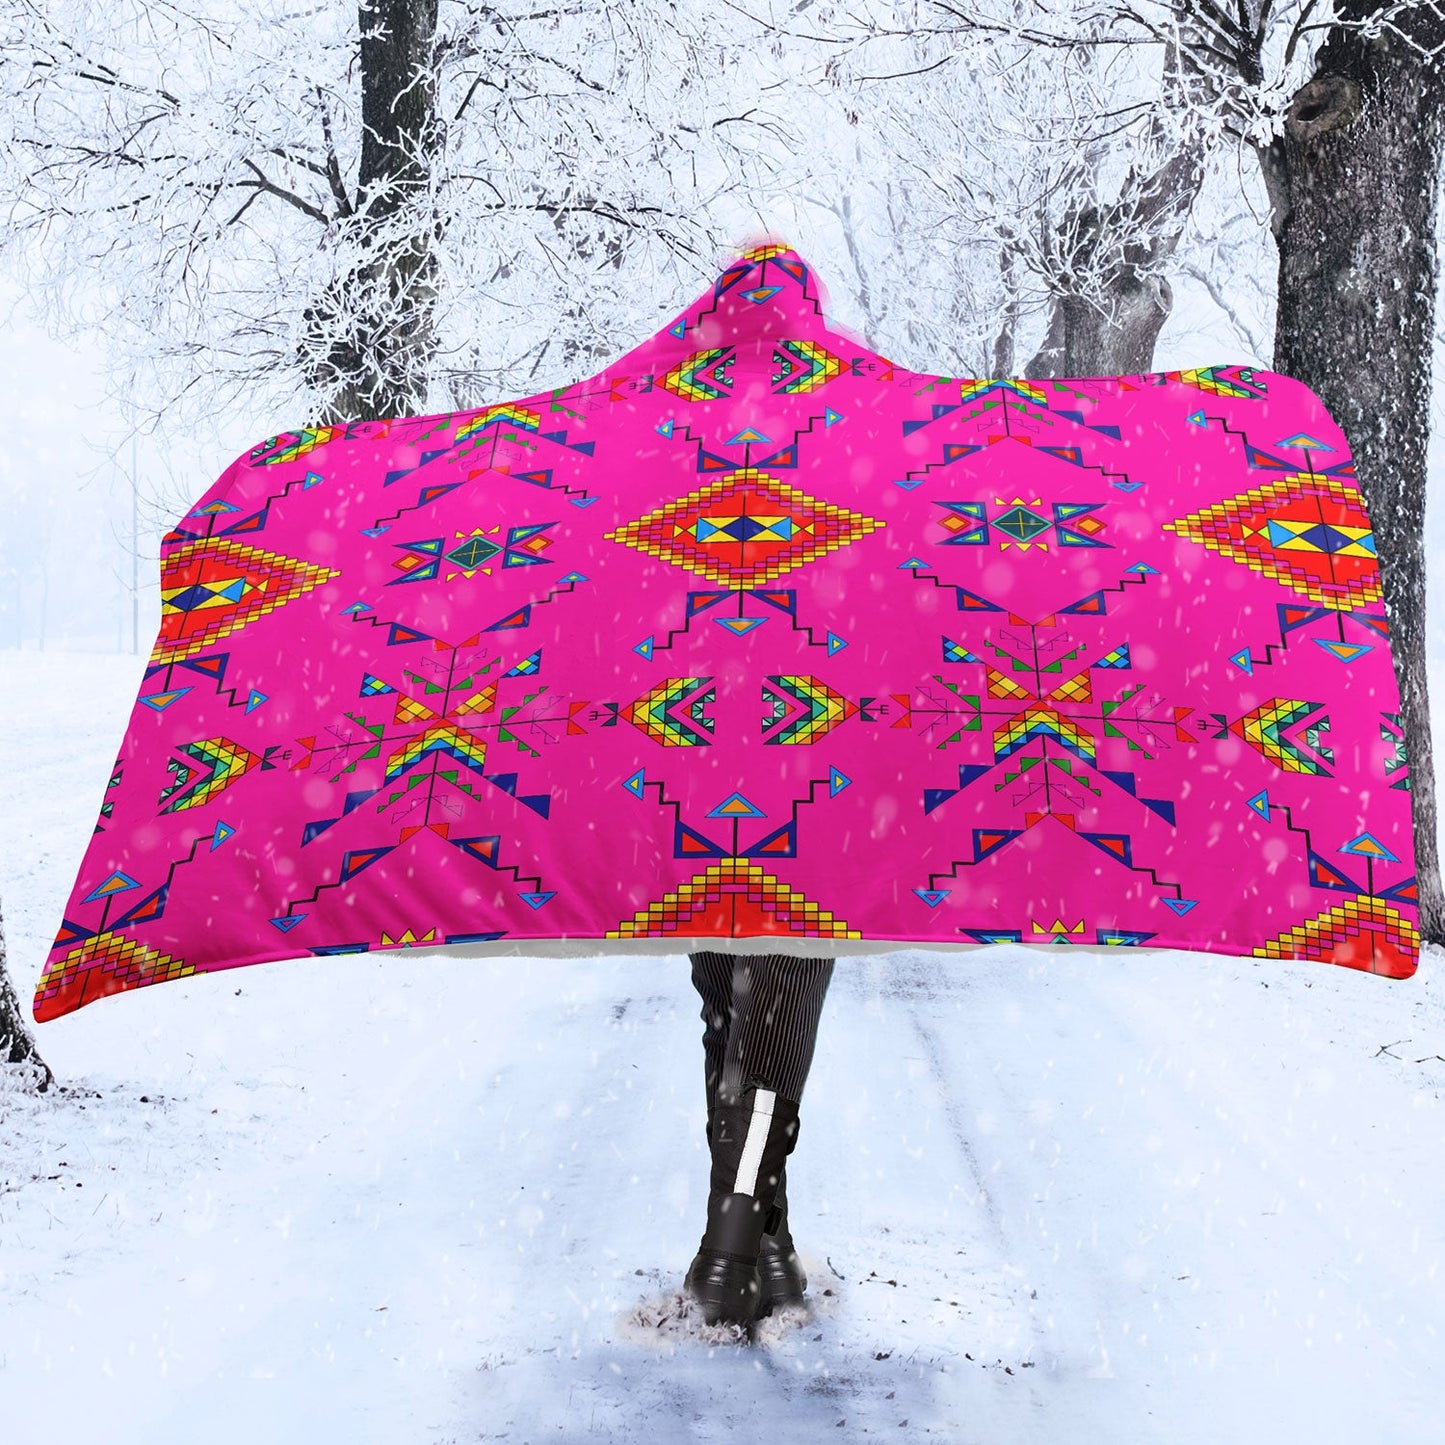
[
  {"x1": 688, "y1": 950, "x2": 836, "y2": 1105},
  {"x1": 688, "y1": 950, "x2": 735, "y2": 1107}
]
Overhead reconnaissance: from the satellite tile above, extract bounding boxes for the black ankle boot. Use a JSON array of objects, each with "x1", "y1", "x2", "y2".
[
  {"x1": 685, "y1": 1083, "x2": 801, "y2": 1326},
  {"x1": 702, "y1": 1102, "x2": 808, "y2": 1309},
  {"x1": 757, "y1": 1167, "x2": 807, "y2": 1307}
]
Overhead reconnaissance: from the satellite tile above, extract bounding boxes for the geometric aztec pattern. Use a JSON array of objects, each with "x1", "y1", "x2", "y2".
[
  {"x1": 155, "y1": 537, "x2": 341, "y2": 663},
  {"x1": 36, "y1": 241, "x2": 1419, "y2": 1021},
  {"x1": 159, "y1": 737, "x2": 262, "y2": 811},
  {"x1": 762, "y1": 675, "x2": 858, "y2": 746},
  {"x1": 1163, "y1": 472, "x2": 1383, "y2": 612},
  {"x1": 607, "y1": 858, "x2": 862, "y2": 940},
  {"x1": 936, "y1": 498, "x2": 1109, "y2": 551},
  {"x1": 605, "y1": 469, "x2": 885, "y2": 589},
  {"x1": 1250, "y1": 895, "x2": 1421, "y2": 977},
  {"x1": 38, "y1": 929, "x2": 195, "y2": 1014}
]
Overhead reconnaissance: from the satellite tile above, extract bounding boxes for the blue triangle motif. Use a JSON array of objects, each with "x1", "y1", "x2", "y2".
[
  {"x1": 715, "y1": 615, "x2": 766, "y2": 636},
  {"x1": 141, "y1": 687, "x2": 192, "y2": 712},
  {"x1": 82, "y1": 871, "x2": 140, "y2": 904},
  {"x1": 1312, "y1": 638, "x2": 1372, "y2": 663},
  {"x1": 706, "y1": 792, "x2": 766, "y2": 819},
  {"x1": 1340, "y1": 832, "x2": 1400, "y2": 863}
]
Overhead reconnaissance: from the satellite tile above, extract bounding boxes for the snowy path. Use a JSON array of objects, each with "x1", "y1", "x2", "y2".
[{"x1": 3, "y1": 652, "x2": 1444, "y2": 1443}]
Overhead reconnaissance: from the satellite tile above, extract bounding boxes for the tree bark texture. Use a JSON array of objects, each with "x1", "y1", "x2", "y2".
[
  {"x1": 1, "y1": 901, "x2": 53, "y2": 1091},
  {"x1": 303, "y1": 0, "x2": 445, "y2": 426},
  {"x1": 1025, "y1": 35, "x2": 1208, "y2": 379},
  {"x1": 1024, "y1": 258, "x2": 1175, "y2": 377},
  {"x1": 1261, "y1": 3, "x2": 1445, "y2": 944}
]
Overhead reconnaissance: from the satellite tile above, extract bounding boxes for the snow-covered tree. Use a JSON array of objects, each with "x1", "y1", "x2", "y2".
[
  {"x1": 0, "y1": 900, "x2": 52, "y2": 1092},
  {"x1": 761, "y1": 1, "x2": 1230, "y2": 376},
  {"x1": 814, "y1": 0, "x2": 1445, "y2": 939},
  {"x1": 1074, "y1": 0, "x2": 1445, "y2": 944},
  {"x1": 0, "y1": 0, "x2": 790, "y2": 441},
  {"x1": 1259, "y1": 2, "x2": 1445, "y2": 944}
]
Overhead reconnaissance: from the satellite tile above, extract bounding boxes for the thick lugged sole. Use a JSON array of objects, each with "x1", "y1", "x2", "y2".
[
  {"x1": 684, "y1": 1250, "x2": 764, "y2": 1326},
  {"x1": 758, "y1": 1238, "x2": 807, "y2": 1306}
]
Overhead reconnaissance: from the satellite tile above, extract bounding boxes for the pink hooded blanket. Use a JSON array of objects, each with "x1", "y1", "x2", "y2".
[{"x1": 36, "y1": 242, "x2": 1420, "y2": 1021}]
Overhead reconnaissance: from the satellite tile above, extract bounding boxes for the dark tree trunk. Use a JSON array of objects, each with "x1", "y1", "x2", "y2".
[
  {"x1": 1, "y1": 900, "x2": 53, "y2": 1092},
  {"x1": 1024, "y1": 249, "x2": 1177, "y2": 378},
  {"x1": 1257, "y1": 4, "x2": 1445, "y2": 945},
  {"x1": 301, "y1": 0, "x2": 444, "y2": 425},
  {"x1": 1025, "y1": 38, "x2": 1208, "y2": 378}
]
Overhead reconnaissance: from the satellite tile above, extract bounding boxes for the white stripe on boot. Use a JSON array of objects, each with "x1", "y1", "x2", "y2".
[{"x1": 731, "y1": 1087, "x2": 777, "y2": 1196}]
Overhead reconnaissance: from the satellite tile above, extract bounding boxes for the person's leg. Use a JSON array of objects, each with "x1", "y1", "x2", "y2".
[
  {"x1": 717, "y1": 951, "x2": 835, "y2": 1105},
  {"x1": 685, "y1": 950, "x2": 836, "y2": 1324},
  {"x1": 688, "y1": 950, "x2": 734, "y2": 1110}
]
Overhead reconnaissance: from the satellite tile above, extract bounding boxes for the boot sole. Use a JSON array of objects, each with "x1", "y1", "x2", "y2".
[
  {"x1": 759, "y1": 1240, "x2": 807, "y2": 1308},
  {"x1": 685, "y1": 1253, "x2": 765, "y2": 1326}
]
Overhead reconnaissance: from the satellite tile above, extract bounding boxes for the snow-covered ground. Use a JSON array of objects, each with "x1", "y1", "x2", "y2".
[{"x1": 2, "y1": 649, "x2": 1443, "y2": 1443}]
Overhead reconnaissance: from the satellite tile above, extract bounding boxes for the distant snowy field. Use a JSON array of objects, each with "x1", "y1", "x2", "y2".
[{"x1": 3, "y1": 649, "x2": 1444, "y2": 1445}]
